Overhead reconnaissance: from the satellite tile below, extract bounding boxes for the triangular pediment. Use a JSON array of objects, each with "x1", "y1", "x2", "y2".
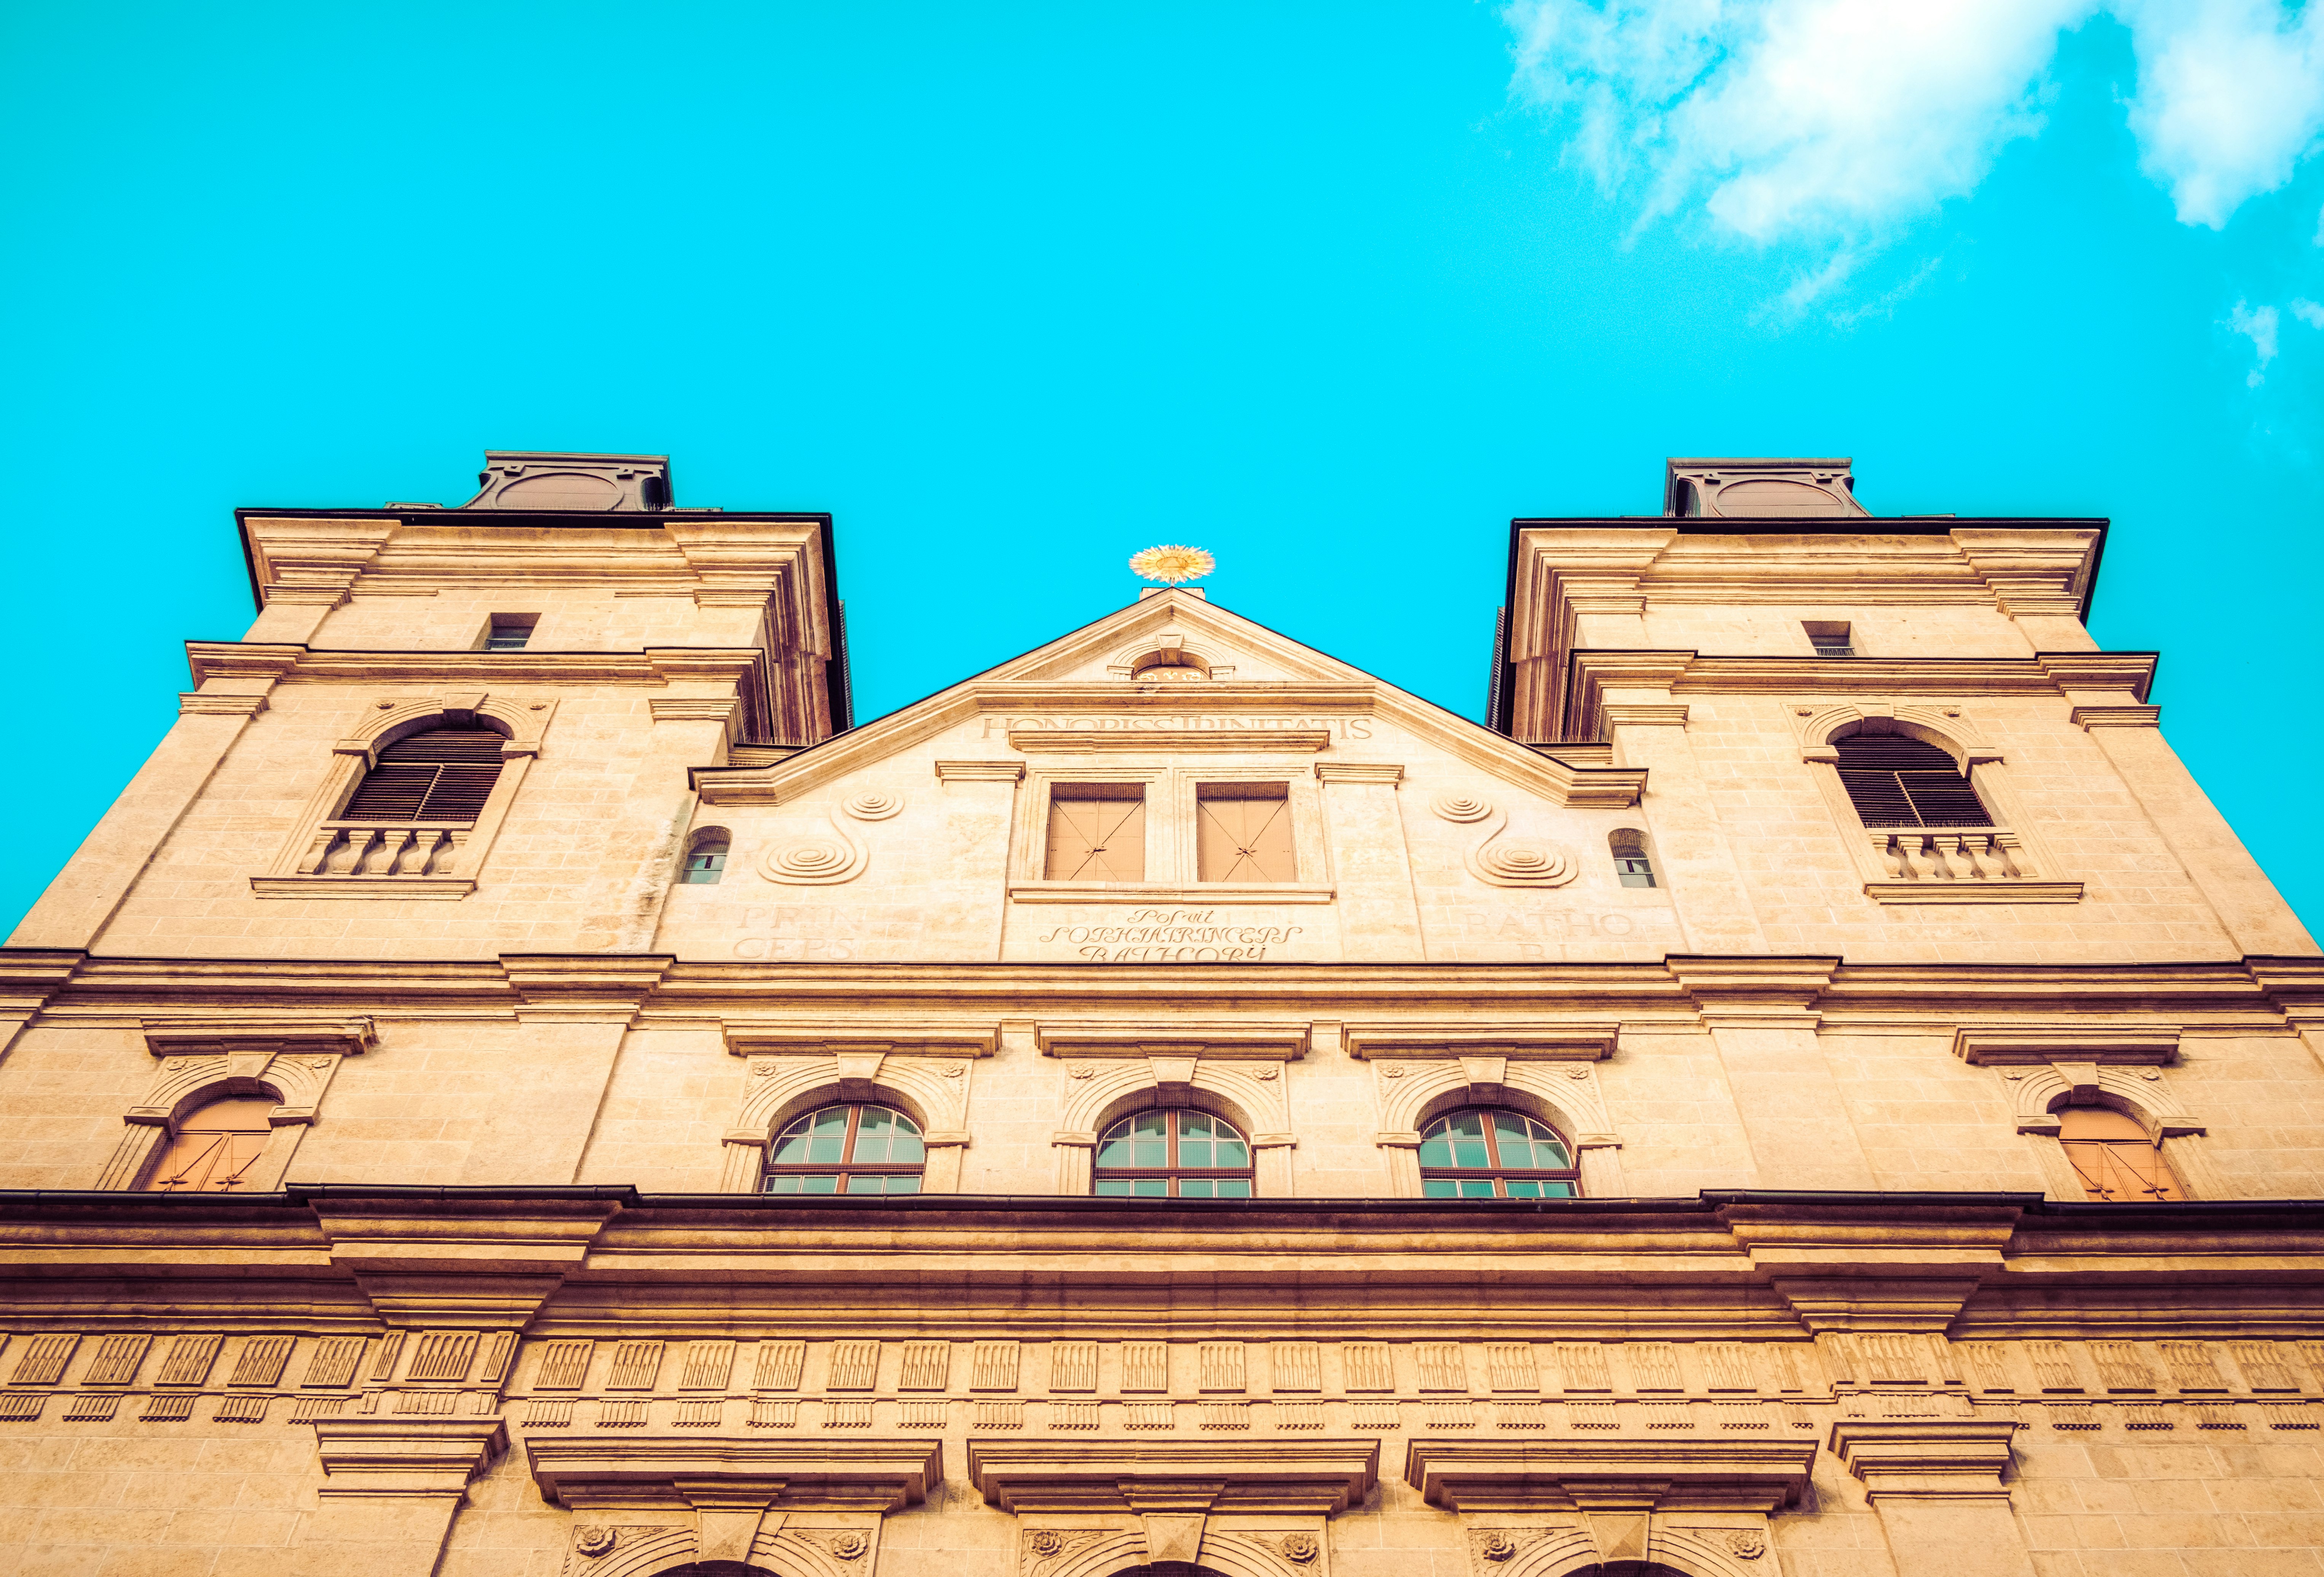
[
  {"x1": 977, "y1": 588, "x2": 1371, "y2": 687},
  {"x1": 666, "y1": 590, "x2": 1668, "y2": 968},
  {"x1": 693, "y1": 590, "x2": 1639, "y2": 811}
]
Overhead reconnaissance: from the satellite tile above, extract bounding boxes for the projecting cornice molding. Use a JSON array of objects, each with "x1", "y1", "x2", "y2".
[
  {"x1": 1563, "y1": 650, "x2": 2157, "y2": 744},
  {"x1": 1401, "y1": 1437, "x2": 1817, "y2": 1513},
  {"x1": 526, "y1": 1436, "x2": 943, "y2": 1513},
  {"x1": 965, "y1": 1438, "x2": 1378, "y2": 1515}
]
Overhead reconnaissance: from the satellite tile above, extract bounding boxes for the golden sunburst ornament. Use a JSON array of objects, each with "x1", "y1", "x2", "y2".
[{"x1": 1128, "y1": 544, "x2": 1215, "y2": 585}]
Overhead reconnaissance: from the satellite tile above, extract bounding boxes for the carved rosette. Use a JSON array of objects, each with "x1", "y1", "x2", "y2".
[
  {"x1": 1020, "y1": 1527, "x2": 1108, "y2": 1576},
  {"x1": 1279, "y1": 1532, "x2": 1321, "y2": 1565}
]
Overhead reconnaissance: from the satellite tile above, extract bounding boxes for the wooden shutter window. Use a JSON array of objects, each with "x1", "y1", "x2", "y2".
[
  {"x1": 2059, "y1": 1107, "x2": 2184, "y2": 1202},
  {"x1": 1196, "y1": 782, "x2": 1294, "y2": 882},
  {"x1": 1832, "y1": 735, "x2": 1992, "y2": 828},
  {"x1": 145, "y1": 1096, "x2": 277, "y2": 1192},
  {"x1": 342, "y1": 725, "x2": 508, "y2": 824},
  {"x1": 1044, "y1": 785, "x2": 1146, "y2": 881}
]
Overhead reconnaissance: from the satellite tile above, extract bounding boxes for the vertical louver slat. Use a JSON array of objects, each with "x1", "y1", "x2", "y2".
[
  {"x1": 1833, "y1": 735, "x2": 1993, "y2": 829},
  {"x1": 342, "y1": 725, "x2": 507, "y2": 823}
]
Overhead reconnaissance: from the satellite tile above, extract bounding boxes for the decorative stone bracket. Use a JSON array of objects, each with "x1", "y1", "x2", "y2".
[
  {"x1": 975, "y1": 1438, "x2": 1374, "y2": 1577},
  {"x1": 527, "y1": 1436, "x2": 940, "y2": 1577},
  {"x1": 1405, "y1": 1438, "x2": 1813, "y2": 1577}
]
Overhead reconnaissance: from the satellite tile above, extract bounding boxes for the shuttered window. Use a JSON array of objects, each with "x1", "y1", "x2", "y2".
[
  {"x1": 340, "y1": 725, "x2": 508, "y2": 823},
  {"x1": 1833, "y1": 735, "x2": 1992, "y2": 828},
  {"x1": 1045, "y1": 785, "x2": 1146, "y2": 881},
  {"x1": 1196, "y1": 782, "x2": 1294, "y2": 882}
]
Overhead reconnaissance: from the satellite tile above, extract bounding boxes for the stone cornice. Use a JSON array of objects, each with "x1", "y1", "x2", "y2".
[
  {"x1": 1564, "y1": 650, "x2": 2157, "y2": 743},
  {"x1": 0, "y1": 1190, "x2": 2318, "y2": 1339},
  {"x1": 1402, "y1": 1436, "x2": 1817, "y2": 1512},
  {"x1": 527, "y1": 1435, "x2": 942, "y2": 1512},
  {"x1": 10, "y1": 952, "x2": 2324, "y2": 1039},
  {"x1": 966, "y1": 1438, "x2": 1378, "y2": 1515}
]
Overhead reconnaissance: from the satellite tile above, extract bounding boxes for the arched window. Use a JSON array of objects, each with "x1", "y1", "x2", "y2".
[
  {"x1": 1093, "y1": 1110, "x2": 1253, "y2": 1197},
  {"x1": 763, "y1": 1104, "x2": 924, "y2": 1194},
  {"x1": 144, "y1": 1096, "x2": 277, "y2": 1192},
  {"x1": 1609, "y1": 828, "x2": 1657, "y2": 888},
  {"x1": 1419, "y1": 1109, "x2": 1580, "y2": 1198},
  {"x1": 1833, "y1": 734, "x2": 1991, "y2": 829},
  {"x1": 683, "y1": 829, "x2": 730, "y2": 885},
  {"x1": 341, "y1": 723, "x2": 508, "y2": 823},
  {"x1": 2059, "y1": 1107, "x2": 2184, "y2": 1201}
]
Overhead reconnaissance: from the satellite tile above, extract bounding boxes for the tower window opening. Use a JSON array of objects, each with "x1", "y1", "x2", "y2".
[
  {"x1": 1804, "y1": 620, "x2": 1855, "y2": 657},
  {"x1": 1609, "y1": 828, "x2": 1657, "y2": 888},
  {"x1": 483, "y1": 614, "x2": 540, "y2": 651},
  {"x1": 682, "y1": 829, "x2": 730, "y2": 885},
  {"x1": 340, "y1": 724, "x2": 508, "y2": 823},
  {"x1": 1833, "y1": 734, "x2": 1992, "y2": 829}
]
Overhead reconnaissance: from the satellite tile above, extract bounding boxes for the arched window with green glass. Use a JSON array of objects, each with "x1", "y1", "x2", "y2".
[
  {"x1": 763, "y1": 1104, "x2": 924, "y2": 1194},
  {"x1": 1093, "y1": 1109, "x2": 1253, "y2": 1197},
  {"x1": 1418, "y1": 1109, "x2": 1580, "y2": 1198}
]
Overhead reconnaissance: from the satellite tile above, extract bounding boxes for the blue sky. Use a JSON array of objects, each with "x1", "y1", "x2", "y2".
[{"x1": 4, "y1": 1, "x2": 2323, "y2": 936}]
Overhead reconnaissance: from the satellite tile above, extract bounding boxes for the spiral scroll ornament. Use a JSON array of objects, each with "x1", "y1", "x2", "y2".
[
  {"x1": 1472, "y1": 840, "x2": 1575, "y2": 885},
  {"x1": 768, "y1": 840, "x2": 851, "y2": 878},
  {"x1": 1429, "y1": 792, "x2": 1494, "y2": 823},
  {"x1": 760, "y1": 810, "x2": 871, "y2": 886},
  {"x1": 842, "y1": 791, "x2": 905, "y2": 821},
  {"x1": 1457, "y1": 804, "x2": 1579, "y2": 889}
]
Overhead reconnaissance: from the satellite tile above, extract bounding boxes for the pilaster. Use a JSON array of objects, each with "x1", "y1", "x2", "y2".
[
  {"x1": 1314, "y1": 762, "x2": 1424, "y2": 959},
  {"x1": 1827, "y1": 1421, "x2": 2034, "y2": 1577},
  {"x1": 1671, "y1": 957, "x2": 1871, "y2": 1188},
  {"x1": 292, "y1": 1416, "x2": 507, "y2": 1577}
]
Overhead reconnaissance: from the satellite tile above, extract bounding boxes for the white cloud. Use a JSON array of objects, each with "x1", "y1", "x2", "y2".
[
  {"x1": 2292, "y1": 297, "x2": 2324, "y2": 326},
  {"x1": 2119, "y1": 0, "x2": 2324, "y2": 228},
  {"x1": 2230, "y1": 299, "x2": 2279, "y2": 383},
  {"x1": 1508, "y1": 0, "x2": 2324, "y2": 244}
]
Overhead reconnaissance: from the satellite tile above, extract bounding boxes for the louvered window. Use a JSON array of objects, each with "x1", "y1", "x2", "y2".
[
  {"x1": 340, "y1": 725, "x2": 508, "y2": 823},
  {"x1": 1833, "y1": 735, "x2": 1991, "y2": 829}
]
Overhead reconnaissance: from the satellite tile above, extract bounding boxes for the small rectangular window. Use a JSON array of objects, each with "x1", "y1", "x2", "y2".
[
  {"x1": 1803, "y1": 619, "x2": 1854, "y2": 657},
  {"x1": 1045, "y1": 784, "x2": 1146, "y2": 881},
  {"x1": 1196, "y1": 781, "x2": 1294, "y2": 882},
  {"x1": 483, "y1": 614, "x2": 540, "y2": 651}
]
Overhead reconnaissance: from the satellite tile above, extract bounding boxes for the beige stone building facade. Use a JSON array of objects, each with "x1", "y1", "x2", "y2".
[{"x1": 2, "y1": 450, "x2": 2321, "y2": 1577}]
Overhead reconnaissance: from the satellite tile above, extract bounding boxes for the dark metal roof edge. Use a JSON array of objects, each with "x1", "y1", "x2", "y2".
[
  {"x1": 2, "y1": 1187, "x2": 2318, "y2": 1229},
  {"x1": 231, "y1": 507, "x2": 835, "y2": 524}
]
